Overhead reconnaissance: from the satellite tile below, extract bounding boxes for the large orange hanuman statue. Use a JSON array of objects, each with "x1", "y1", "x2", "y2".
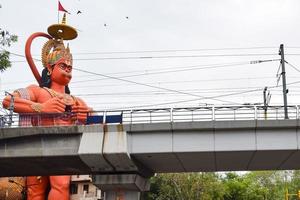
[{"x1": 2, "y1": 14, "x2": 92, "y2": 200}]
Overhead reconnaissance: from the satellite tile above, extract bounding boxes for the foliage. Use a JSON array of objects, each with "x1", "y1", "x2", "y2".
[
  {"x1": 143, "y1": 173, "x2": 224, "y2": 200},
  {"x1": 0, "y1": 29, "x2": 17, "y2": 47},
  {"x1": 0, "y1": 4, "x2": 18, "y2": 72},
  {"x1": 0, "y1": 29, "x2": 17, "y2": 72},
  {"x1": 0, "y1": 50, "x2": 11, "y2": 72},
  {"x1": 144, "y1": 171, "x2": 300, "y2": 200}
]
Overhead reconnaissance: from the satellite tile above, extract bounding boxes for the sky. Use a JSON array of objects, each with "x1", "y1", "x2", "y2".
[{"x1": 1, "y1": 0, "x2": 300, "y2": 111}]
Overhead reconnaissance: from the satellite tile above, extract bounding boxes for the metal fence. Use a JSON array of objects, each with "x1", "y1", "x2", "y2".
[
  {"x1": 121, "y1": 105, "x2": 299, "y2": 124},
  {"x1": 0, "y1": 105, "x2": 299, "y2": 128}
]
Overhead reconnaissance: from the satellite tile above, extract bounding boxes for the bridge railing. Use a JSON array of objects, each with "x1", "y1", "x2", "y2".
[
  {"x1": 122, "y1": 105, "x2": 300, "y2": 124},
  {"x1": 0, "y1": 105, "x2": 299, "y2": 127}
]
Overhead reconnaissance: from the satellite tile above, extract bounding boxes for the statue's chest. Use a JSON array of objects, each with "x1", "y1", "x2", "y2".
[{"x1": 38, "y1": 88, "x2": 75, "y2": 105}]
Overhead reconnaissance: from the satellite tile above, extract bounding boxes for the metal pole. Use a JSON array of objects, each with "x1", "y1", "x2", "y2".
[
  {"x1": 263, "y1": 87, "x2": 267, "y2": 119},
  {"x1": 5, "y1": 91, "x2": 14, "y2": 127},
  {"x1": 279, "y1": 44, "x2": 289, "y2": 119}
]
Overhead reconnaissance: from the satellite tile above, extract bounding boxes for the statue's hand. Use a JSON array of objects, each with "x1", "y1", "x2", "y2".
[
  {"x1": 41, "y1": 96, "x2": 67, "y2": 113},
  {"x1": 72, "y1": 105, "x2": 92, "y2": 121}
]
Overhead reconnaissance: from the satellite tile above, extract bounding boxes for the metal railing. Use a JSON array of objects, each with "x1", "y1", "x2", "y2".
[
  {"x1": 0, "y1": 105, "x2": 299, "y2": 128},
  {"x1": 121, "y1": 105, "x2": 299, "y2": 124}
]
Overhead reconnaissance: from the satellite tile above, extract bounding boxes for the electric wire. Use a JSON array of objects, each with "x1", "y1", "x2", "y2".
[
  {"x1": 102, "y1": 79, "x2": 300, "y2": 110},
  {"x1": 71, "y1": 59, "x2": 278, "y2": 106},
  {"x1": 1, "y1": 54, "x2": 278, "y2": 87},
  {"x1": 3, "y1": 48, "x2": 279, "y2": 85},
  {"x1": 21, "y1": 46, "x2": 279, "y2": 57},
  {"x1": 73, "y1": 67, "x2": 238, "y2": 104},
  {"x1": 72, "y1": 59, "x2": 279, "y2": 84},
  {"x1": 103, "y1": 88, "x2": 264, "y2": 110},
  {"x1": 72, "y1": 53, "x2": 279, "y2": 61},
  {"x1": 0, "y1": 48, "x2": 287, "y2": 108},
  {"x1": 9, "y1": 53, "x2": 279, "y2": 63},
  {"x1": 285, "y1": 60, "x2": 300, "y2": 73},
  {"x1": 72, "y1": 86, "x2": 282, "y2": 97},
  {"x1": 72, "y1": 61, "x2": 252, "y2": 84},
  {"x1": 1, "y1": 48, "x2": 280, "y2": 104},
  {"x1": 70, "y1": 46, "x2": 278, "y2": 55},
  {"x1": 0, "y1": 47, "x2": 40, "y2": 62},
  {"x1": 66, "y1": 75, "x2": 300, "y2": 89}
]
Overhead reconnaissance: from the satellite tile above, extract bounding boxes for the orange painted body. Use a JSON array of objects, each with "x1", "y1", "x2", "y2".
[
  {"x1": 26, "y1": 176, "x2": 70, "y2": 200},
  {"x1": 2, "y1": 32, "x2": 91, "y2": 200}
]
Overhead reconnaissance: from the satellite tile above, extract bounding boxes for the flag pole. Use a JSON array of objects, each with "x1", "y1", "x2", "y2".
[{"x1": 57, "y1": 1, "x2": 59, "y2": 23}]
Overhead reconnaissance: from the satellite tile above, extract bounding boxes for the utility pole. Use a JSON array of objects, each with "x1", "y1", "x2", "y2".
[{"x1": 279, "y1": 44, "x2": 288, "y2": 119}]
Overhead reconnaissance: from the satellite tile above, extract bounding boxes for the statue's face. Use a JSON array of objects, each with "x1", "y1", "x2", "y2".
[{"x1": 50, "y1": 60, "x2": 72, "y2": 86}]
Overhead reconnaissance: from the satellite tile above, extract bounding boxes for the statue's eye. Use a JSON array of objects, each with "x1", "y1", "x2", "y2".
[{"x1": 58, "y1": 63, "x2": 72, "y2": 71}]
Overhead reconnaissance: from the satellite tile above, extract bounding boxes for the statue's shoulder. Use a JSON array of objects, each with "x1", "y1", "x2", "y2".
[
  {"x1": 14, "y1": 84, "x2": 41, "y2": 97},
  {"x1": 25, "y1": 85, "x2": 49, "y2": 99},
  {"x1": 26, "y1": 84, "x2": 41, "y2": 90}
]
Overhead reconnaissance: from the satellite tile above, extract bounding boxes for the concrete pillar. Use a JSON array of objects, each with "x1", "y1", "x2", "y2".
[
  {"x1": 104, "y1": 190, "x2": 140, "y2": 200},
  {"x1": 93, "y1": 174, "x2": 150, "y2": 200}
]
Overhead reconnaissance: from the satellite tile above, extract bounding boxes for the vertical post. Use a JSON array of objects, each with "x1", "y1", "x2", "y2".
[
  {"x1": 57, "y1": 1, "x2": 60, "y2": 23},
  {"x1": 170, "y1": 108, "x2": 173, "y2": 122},
  {"x1": 263, "y1": 87, "x2": 267, "y2": 119},
  {"x1": 5, "y1": 91, "x2": 14, "y2": 127},
  {"x1": 279, "y1": 44, "x2": 289, "y2": 119},
  {"x1": 285, "y1": 188, "x2": 289, "y2": 200}
]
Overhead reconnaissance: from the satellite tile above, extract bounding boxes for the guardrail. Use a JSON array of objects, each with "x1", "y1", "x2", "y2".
[
  {"x1": 121, "y1": 105, "x2": 298, "y2": 124},
  {"x1": 0, "y1": 105, "x2": 299, "y2": 128}
]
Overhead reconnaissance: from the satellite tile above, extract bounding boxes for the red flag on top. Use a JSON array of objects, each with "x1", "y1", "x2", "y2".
[{"x1": 58, "y1": 1, "x2": 70, "y2": 13}]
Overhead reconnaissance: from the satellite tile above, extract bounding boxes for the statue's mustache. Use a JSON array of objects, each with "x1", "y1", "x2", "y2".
[{"x1": 62, "y1": 71, "x2": 72, "y2": 78}]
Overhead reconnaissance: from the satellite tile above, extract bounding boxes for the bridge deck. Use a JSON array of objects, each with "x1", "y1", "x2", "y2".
[{"x1": 0, "y1": 119, "x2": 299, "y2": 176}]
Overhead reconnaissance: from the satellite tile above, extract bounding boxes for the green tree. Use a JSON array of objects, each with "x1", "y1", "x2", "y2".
[
  {"x1": 244, "y1": 171, "x2": 287, "y2": 200},
  {"x1": 0, "y1": 28, "x2": 17, "y2": 72},
  {"x1": 222, "y1": 171, "x2": 287, "y2": 200},
  {"x1": 222, "y1": 172, "x2": 249, "y2": 200},
  {"x1": 144, "y1": 171, "x2": 293, "y2": 200},
  {"x1": 0, "y1": 5, "x2": 18, "y2": 72},
  {"x1": 286, "y1": 170, "x2": 300, "y2": 198},
  {"x1": 143, "y1": 173, "x2": 225, "y2": 200}
]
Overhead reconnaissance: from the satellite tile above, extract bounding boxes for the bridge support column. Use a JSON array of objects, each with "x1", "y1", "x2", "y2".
[
  {"x1": 104, "y1": 190, "x2": 141, "y2": 200},
  {"x1": 93, "y1": 174, "x2": 150, "y2": 200}
]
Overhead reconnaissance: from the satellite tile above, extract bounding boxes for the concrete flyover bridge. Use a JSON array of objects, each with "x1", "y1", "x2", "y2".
[{"x1": 1, "y1": 105, "x2": 300, "y2": 199}]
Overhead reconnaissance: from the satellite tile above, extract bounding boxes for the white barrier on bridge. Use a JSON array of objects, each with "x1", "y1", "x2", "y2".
[{"x1": 0, "y1": 105, "x2": 299, "y2": 127}]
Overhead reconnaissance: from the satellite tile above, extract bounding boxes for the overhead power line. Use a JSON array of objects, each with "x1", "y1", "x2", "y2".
[
  {"x1": 72, "y1": 59, "x2": 278, "y2": 104},
  {"x1": 104, "y1": 78, "x2": 300, "y2": 110},
  {"x1": 72, "y1": 59, "x2": 279, "y2": 84},
  {"x1": 285, "y1": 60, "x2": 300, "y2": 73},
  {"x1": 68, "y1": 78, "x2": 281, "y2": 90},
  {"x1": 7, "y1": 46, "x2": 278, "y2": 57},
  {"x1": 72, "y1": 61, "x2": 252, "y2": 84},
  {"x1": 2, "y1": 76, "x2": 293, "y2": 92},
  {"x1": 9, "y1": 53, "x2": 279, "y2": 63},
  {"x1": 70, "y1": 46, "x2": 278, "y2": 55},
  {"x1": 1, "y1": 48, "x2": 280, "y2": 89},
  {"x1": 73, "y1": 67, "x2": 237, "y2": 104},
  {"x1": 72, "y1": 53, "x2": 278, "y2": 61},
  {"x1": 106, "y1": 88, "x2": 264, "y2": 110}
]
